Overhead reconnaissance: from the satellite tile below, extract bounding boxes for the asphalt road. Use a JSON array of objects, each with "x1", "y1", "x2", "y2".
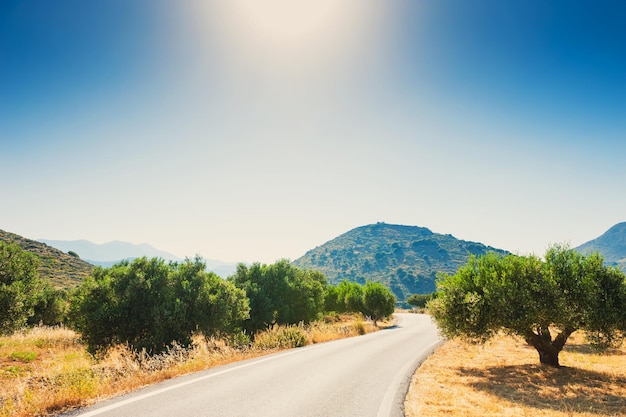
[{"x1": 62, "y1": 313, "x2": 441, "y2": 417}]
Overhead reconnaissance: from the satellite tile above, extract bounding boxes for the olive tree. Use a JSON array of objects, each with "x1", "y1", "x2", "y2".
[
  {"x1": 325, "y1": 280, "x2": 364, "y2": 313},
  {"x1": 362, "y1": 281, "x2": 396, "y2": 326},
  {"x1": 406, "y1": 293, "x2": 436, "y2": 309},
  {"x1": 429, "y1": 245, "x2": 626, "y2": 367},
  {"x1": 231, "y1": 260, "x2": 327, "y2": 335},
  {"x1": 0, "y1": 242, "x2": 44, "y2": 334},
  {"x1": 70, "y1": 257, "x2": 250, "y2": 353}
]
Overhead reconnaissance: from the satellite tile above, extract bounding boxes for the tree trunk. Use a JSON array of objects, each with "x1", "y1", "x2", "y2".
[
  {"x1": 525, "y1": 327, "x2": 575, "y2": 368},
  {"x1": 537, "y1": 347, "x2": 561, "y2": 367}
]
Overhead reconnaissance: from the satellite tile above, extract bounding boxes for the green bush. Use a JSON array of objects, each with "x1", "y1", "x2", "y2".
[
  {"x1": 69, "y1": 257, "x2": 250, "y2": 353},
  {"x1": 29, "y1": 286, "x2": 69, "y2": 326},
  {"x1": 362, "y1": 281, "x2": 396, "y2": 325},
  {"x1": 406, "y1": 293, "x2": 436, "y2": 309},
  {"x1": 0, "y1": 242, "x2": 45, "y2": 334},
  {"x1": 231, "y1": 260, "x2": 327, "y2": 335}
]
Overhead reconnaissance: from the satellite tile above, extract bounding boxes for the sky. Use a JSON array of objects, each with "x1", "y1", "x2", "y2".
[{"x1": 1, "y1": 0, "x2": 625, "y2": 264}]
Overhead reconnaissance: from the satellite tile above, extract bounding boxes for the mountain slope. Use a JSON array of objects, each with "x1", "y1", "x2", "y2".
[
  {"x1": 293, "y1": 222, "x2": 507, "y2": 301},
  {"x1": 575, "y1": 222, "x2": 626, "y2": 272},
  {"x1": 0, "y1": 229, "x2": 93, "y2": 288}
]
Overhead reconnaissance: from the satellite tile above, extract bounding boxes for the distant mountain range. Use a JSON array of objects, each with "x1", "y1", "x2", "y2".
[
  {"x1": 3, "y1": 221, "x2": 624, "y2": 293},
  {"x1": 575, "y1": 222, "x2": 626, "y2": 273},
  {"x1": 293, "y1": 222, "x2": 508, "y2": 302},
  {"x1": 37, "y1": 239, "x2": 183, "y2": 265},
  {"x1": 37, "y1": 238, "x2": 239, "y2": 277},
  {"x1": 0, "y1": 229, "x2": 93, "y2": 288}
]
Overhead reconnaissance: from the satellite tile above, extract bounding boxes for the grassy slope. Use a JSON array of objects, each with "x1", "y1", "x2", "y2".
[{"x1": 0, "y1": 229, "x2": 92, "y2": 288}]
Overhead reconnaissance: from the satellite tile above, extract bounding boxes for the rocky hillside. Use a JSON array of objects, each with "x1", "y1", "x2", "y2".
[
  {"x1": 0, "y1": 229, "x2": 93, "y2": 288},
  {"x1": 575, "y1": 222, "x2": 626, "y2": 273},
  {"x1": 293, "y1": 222, "x2": 507, "y2": 302}
]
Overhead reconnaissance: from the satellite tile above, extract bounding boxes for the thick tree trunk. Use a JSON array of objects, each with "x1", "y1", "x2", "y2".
[
  {"x1": 525, "y1": 327, "x2": 575, "y2": 368},
  {"x1": 537, "y1": 347, "x2": 561, "y2": 367}
]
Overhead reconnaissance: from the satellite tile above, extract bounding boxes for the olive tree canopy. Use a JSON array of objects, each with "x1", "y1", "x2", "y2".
[{"x1": 429, "y1": 245, "x2": 626, "y2": 367}]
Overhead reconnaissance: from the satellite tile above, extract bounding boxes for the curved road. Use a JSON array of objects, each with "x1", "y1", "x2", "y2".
[{"x1": 62, "y1": 313, "x2": 441, "y2": 417}]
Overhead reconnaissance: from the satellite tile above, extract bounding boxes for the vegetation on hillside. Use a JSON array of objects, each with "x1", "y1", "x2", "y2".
[
  {"x1": 430, "y1": 245, "x2": 626, "y2": 367},
  {"x1": 0, "y1": 229, "x2": 92, "y2": 288},
  {"x1": 293, "y1": 222, "x2": 507, "y2": 302}
]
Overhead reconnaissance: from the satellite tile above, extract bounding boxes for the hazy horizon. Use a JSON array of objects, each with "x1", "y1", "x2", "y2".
[{"x1": 2, "y1": 1, "x2": 625, "y2": 264}]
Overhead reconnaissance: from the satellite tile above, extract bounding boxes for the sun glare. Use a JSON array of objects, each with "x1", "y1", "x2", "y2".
[
  {"x1": 188, "y1": 0, "x2": 388, "y2": 80},
  {"x1": 230, "y1": 0, "x2": 349, "y2": 46},
  {"x1": 210, "y1": 0, "x2": 359, "y2": 49}
]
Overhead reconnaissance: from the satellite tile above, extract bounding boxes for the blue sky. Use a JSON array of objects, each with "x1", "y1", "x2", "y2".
[{"x1": 2, "y1": 1, "x2": 625, "y2": 263}]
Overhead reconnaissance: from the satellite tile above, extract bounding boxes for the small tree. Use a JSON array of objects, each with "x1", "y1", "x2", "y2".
[
  {"x1": 324, "y1": 285, "x2": 342, "y2": 312},
  {"x1": 406, "y1": 293, "x2": 436, "y2": 309},
  {"x1": 341, "y1": 281, "x2": 365, "y2": 313},
  {"x1": 325, "y1": 280, "x2": 365, "y2": 313},
  {"x1": 362, "y1": 281, "x2": 395, "y2": 326},
  {"x1": 429, "y1": 245, "x2": 626, "y2": 367},
  {"x1": 28, "y1": 285, "x2": 69, "y2": 326},
  {"x1": 0, "y1": 242, "x2": 44, "y2": 334},
  {"x1": 231, "y1": 260, "x2": 327, "y2": 335}
]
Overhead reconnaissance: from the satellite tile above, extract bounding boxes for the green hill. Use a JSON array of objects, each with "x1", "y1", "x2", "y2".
[
  {"x1": 0, "y1": 229, "x2": 93, "y2": 288},
  {"x1": 575, "y1": 222, "x2": 626, "y2": 273},
  {"x1": 293, "y1": 222, "x2": 507, "y2": 302}
]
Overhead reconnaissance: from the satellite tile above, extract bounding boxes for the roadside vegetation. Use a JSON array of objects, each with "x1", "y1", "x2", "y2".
[
  {"x1": 429, "y1": 245, "x2": 626, "y2": 367},
  {"x1": 5, "y1": 237, "x2": 626, "y2": 416},
  {"x1": 405, "y1": 244, "x2": 626, "y2": 416},
  {"x1": 0, "y1": 315, "x2": 383, "y2": 417},
  {"x1": 0, "y1": 241, "x2": 396, "y2": 417}
]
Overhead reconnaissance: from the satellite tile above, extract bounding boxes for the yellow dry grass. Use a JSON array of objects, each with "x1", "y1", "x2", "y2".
[
  {"x1": 0, "y1": 314, "x2": 384, "y2": 417},
  {"x1": 405, "y1": 332, "x2": 626, "y2": 417}
]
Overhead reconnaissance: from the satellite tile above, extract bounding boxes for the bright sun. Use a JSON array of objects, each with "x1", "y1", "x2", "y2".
[
  {"x1": 225, "y1": 0, "x2": 349, "y2": 45},
  {"x1": 209, "y1": 0, "x2": 358, "y2": 49},
  {"x1": 190, "y1": 0, "x2": 387, "y2": 76}
]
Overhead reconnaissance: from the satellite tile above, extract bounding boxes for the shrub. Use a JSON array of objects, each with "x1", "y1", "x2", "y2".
[
  {"x1": 231, "y1": 260, "x2": 327, "y2": 335},
  {"x1": 362, "y1": 281, "x2": 396, "y2": 325},
  {"x1": 0, "y1": 242, "x2": 45, "y2": 334},
  {"x1": 406, "y1": 293, "x2": 436, "y2": 309},
  {"x1": 69, "y1": 257, "x2": 250, "y2": 353}
]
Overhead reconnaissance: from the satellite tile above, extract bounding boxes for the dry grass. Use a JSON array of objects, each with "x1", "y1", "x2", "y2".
[
  {"x1": 0, "y1": 314, "x2": 383, "y2": 417},
  {"x1": 405, "y1": 332, "x2": 626, "y2": 417}
]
